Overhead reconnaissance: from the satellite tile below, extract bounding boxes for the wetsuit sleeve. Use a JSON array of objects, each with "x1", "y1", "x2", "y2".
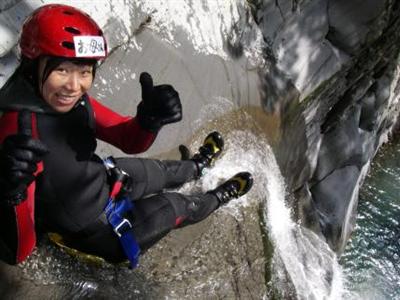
[
  {"x1": 90, "y1": 97, "x2": 157, "y2": 154},
  {"x1": 0, "y1": 111, "x2": 37, "y2": 264}
]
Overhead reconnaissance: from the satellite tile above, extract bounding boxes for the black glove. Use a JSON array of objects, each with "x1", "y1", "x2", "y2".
[
  {"x1": 0, "y1": 110, "x2": 49, "y2": 206},
  {"x1": 137, "y1": 72, "x2": 182, "y2": 132},
  {"x1": 178, "y1": 144, "x2": 191, "y2": 160}
]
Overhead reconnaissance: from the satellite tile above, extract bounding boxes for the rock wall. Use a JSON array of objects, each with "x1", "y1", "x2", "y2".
[{"x1": 251, "y1": 0, "x2": 400, "y2": 253}]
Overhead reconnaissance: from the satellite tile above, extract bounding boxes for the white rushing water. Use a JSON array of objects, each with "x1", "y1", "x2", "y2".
[
  {"x1": 185, "y1": 102, "x2": 349, "y2": 299},
  {"x1": 256, "y1": 139, "x2": 347, "y2": 299},
  {"x1": 237, "y1": 133, "x2": 347, "y2": 299}
]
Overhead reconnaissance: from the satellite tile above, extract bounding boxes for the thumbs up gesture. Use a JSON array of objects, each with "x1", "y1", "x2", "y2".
[
  {"x1": 0, "y1": 110, "x2": 49, "y2": 206},
  {"x1": 136, "y1": 72, "x2": 182, "y2": 132}
]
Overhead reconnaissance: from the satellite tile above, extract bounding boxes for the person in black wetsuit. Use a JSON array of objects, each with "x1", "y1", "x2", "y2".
[{"x1": 0, "y1": 4, "x2": 253, "y2": 267}]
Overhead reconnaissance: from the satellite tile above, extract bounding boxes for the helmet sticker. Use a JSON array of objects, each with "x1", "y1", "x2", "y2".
[{"x1": 73, "y1": 36, "x2": 106, "y2": 58}]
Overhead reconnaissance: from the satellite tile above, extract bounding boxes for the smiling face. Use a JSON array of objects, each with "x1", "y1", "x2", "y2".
[{"x1": 39, "y1": 58, "x2": 94, "y2": 113}]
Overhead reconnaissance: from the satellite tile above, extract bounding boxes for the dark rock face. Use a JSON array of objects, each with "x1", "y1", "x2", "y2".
[
  {"x1": 253, "y1": 0, "x2": 400, "y2": 252},
  {"x1": 326, "y1": 0, "x2": 387, "y2": 54},
  {"x1": 311, "y1": 165, "x2": 361, "y2": 250}
]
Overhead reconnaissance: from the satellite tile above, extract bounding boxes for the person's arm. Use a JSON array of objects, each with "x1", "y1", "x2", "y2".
[
  {"x1": 90, "y1": 72, "x2": 182, "y2": 154},
  {"x1": 0, "y1": 111, "x2": 46, "y2": 264},
  {"x1": 90, "y1": 97, "x2": 157, "y2": 154}
]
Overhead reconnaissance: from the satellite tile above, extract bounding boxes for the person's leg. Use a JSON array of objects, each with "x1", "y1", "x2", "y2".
[
  {"x1": 64, "y1": 172, "x2": 253, "y2": 263},
  {"x1": 132, "y1": 192, "x2": 219, "y2": 251},
  {"x1": 115, "y1": 157, "x2": 198, "y2": 200},
  {"x1": 64, "y1": 191, "x2": 219, "y2": 262},
  {"x1": 132, "y1": 171, "x2": 254, "y2": 251},
  {"x1": 114, "y1": 131, "x2": 225, "y2": 200}
]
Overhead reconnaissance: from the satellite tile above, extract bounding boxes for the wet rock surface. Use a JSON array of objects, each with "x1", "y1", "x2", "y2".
[
  {"x1": 0, "y1": 198, "x2": 266, "y2": 299},
  {"x1": 256, "y1": 0, "x2": 400, "y2": 253},
  {"x1": 140, "y1": 203, "x2": 266, "y2": 299}
]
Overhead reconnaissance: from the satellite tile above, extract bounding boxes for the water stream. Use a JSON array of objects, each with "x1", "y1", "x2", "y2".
[
  {"x1": 188, "y1": 102, "x2": 348, "y2": 299},
  {"x1": 258, "y1": 139, "x2": 346, "y2": 300}
]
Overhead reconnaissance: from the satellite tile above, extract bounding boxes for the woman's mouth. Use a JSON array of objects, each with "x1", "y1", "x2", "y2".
[{"x1": 56, "y1": 94, "x2": 79, "y2": 104}]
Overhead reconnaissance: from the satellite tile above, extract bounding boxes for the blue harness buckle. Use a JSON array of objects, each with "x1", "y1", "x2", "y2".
[
  {"x1": 113, "y1": 218, "x2": 132, "y2": 238},
  {"x1": 103, "y1": 156, "x2": 141, "y2": 269}
]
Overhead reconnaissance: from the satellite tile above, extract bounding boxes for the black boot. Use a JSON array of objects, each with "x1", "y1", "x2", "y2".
[
  {"x1": 208, "y1": 172, "x2": 254, "y2": 207},
  {"x1": 190, "y1": 131, "x2": 224, "y2": 177}
]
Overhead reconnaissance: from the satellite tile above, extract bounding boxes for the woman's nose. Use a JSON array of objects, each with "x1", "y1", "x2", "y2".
[{"x1": 64, "y1": 73, "x2": 80, "y2": 91}]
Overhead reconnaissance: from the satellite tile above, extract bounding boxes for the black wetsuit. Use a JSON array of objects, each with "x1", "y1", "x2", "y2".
[{"x1": 0, "y1": 75, "x2": 219, "y2": 264}]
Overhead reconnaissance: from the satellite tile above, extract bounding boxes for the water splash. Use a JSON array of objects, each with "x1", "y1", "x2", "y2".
[
  {"x1": 182, "y1": 118, "x2": 348, "y2": 299},
  {"x1": 263, "y1": 144, "x2": 345, "y2": 299},
  {"x1": 251, "y1": 134, "x2": 348, "y2": 299}
]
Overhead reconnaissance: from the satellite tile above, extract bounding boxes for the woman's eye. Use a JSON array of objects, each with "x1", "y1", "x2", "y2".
[
  {"x1": 81, "y1": 70, "x2": 92, "y2": 76},
  {"x1": 56, "y1": 68, "x2": 67, "y2": 73}
]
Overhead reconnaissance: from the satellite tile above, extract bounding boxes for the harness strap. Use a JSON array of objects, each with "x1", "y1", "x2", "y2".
[
  {"x1": 104, "y1": 196, "x2": 140, "y2": 268},
  {"x1": 103, "y1": 157, "x2": 140, "y2": 268}
]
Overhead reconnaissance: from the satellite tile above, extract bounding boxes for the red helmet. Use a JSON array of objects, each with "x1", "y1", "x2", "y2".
[{"x1": 20, "y1": 4, "x2": 107, "y2": 60}]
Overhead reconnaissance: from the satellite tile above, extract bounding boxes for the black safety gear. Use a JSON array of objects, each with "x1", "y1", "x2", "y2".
[
  {"x1": 137, "y1": 72, "x2": 182, "y2": 132},
  {"x1": 179, "y1": 144, "x2": 191, "y2": 160},
  {"x1": 62, "y1": 157, "x2": 219, "y2": 263},
  {"x1": 208, "y1": 172, "x2": 254, "y2": 207},
  {"x1": 190, "y1": 131, "x2": 224, "y2": 177},
  {"x1": 0, "y1": 111, "x2": 48, "y2": 206}
]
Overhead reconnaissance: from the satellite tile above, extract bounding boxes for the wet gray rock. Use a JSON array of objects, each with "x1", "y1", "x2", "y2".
[
  {"x1": 139, "y1": 202, "x2": 267, "y2": 299},
  {"x1": 314, "y1": 105, "x2": 365, "y2": 182},
  {"x1": 326, "y1": 0, "x2": 387, "y2": 54},
  {"x1": 310, "y1": 165, "x2": 361, "y2": 251},
  {"x1": 264, "y1": 0, "x2": 400, "y2": 253}
]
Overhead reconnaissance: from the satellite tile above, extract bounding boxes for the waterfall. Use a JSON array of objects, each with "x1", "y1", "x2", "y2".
[
  {"x1": 254, "y1": 141, "x2": 346, "y2": 299},
  {"x1": 265, "y1": 158, "x2": 344, "y2": 299},
  {"x1": 189, "y1": 110, "x2": 349, "y2": 299}
]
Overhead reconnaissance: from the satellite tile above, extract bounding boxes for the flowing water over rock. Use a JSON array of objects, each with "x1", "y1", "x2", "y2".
[
  {"x1": 266, "y1": 190, "x2": 347, "y2": 299},
  {"x1": 261, "y1": 137, "x2": 347, "y2": 299},
  {"x1": 166, "y1": 103, "x2": 349, "y2": 299}
]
